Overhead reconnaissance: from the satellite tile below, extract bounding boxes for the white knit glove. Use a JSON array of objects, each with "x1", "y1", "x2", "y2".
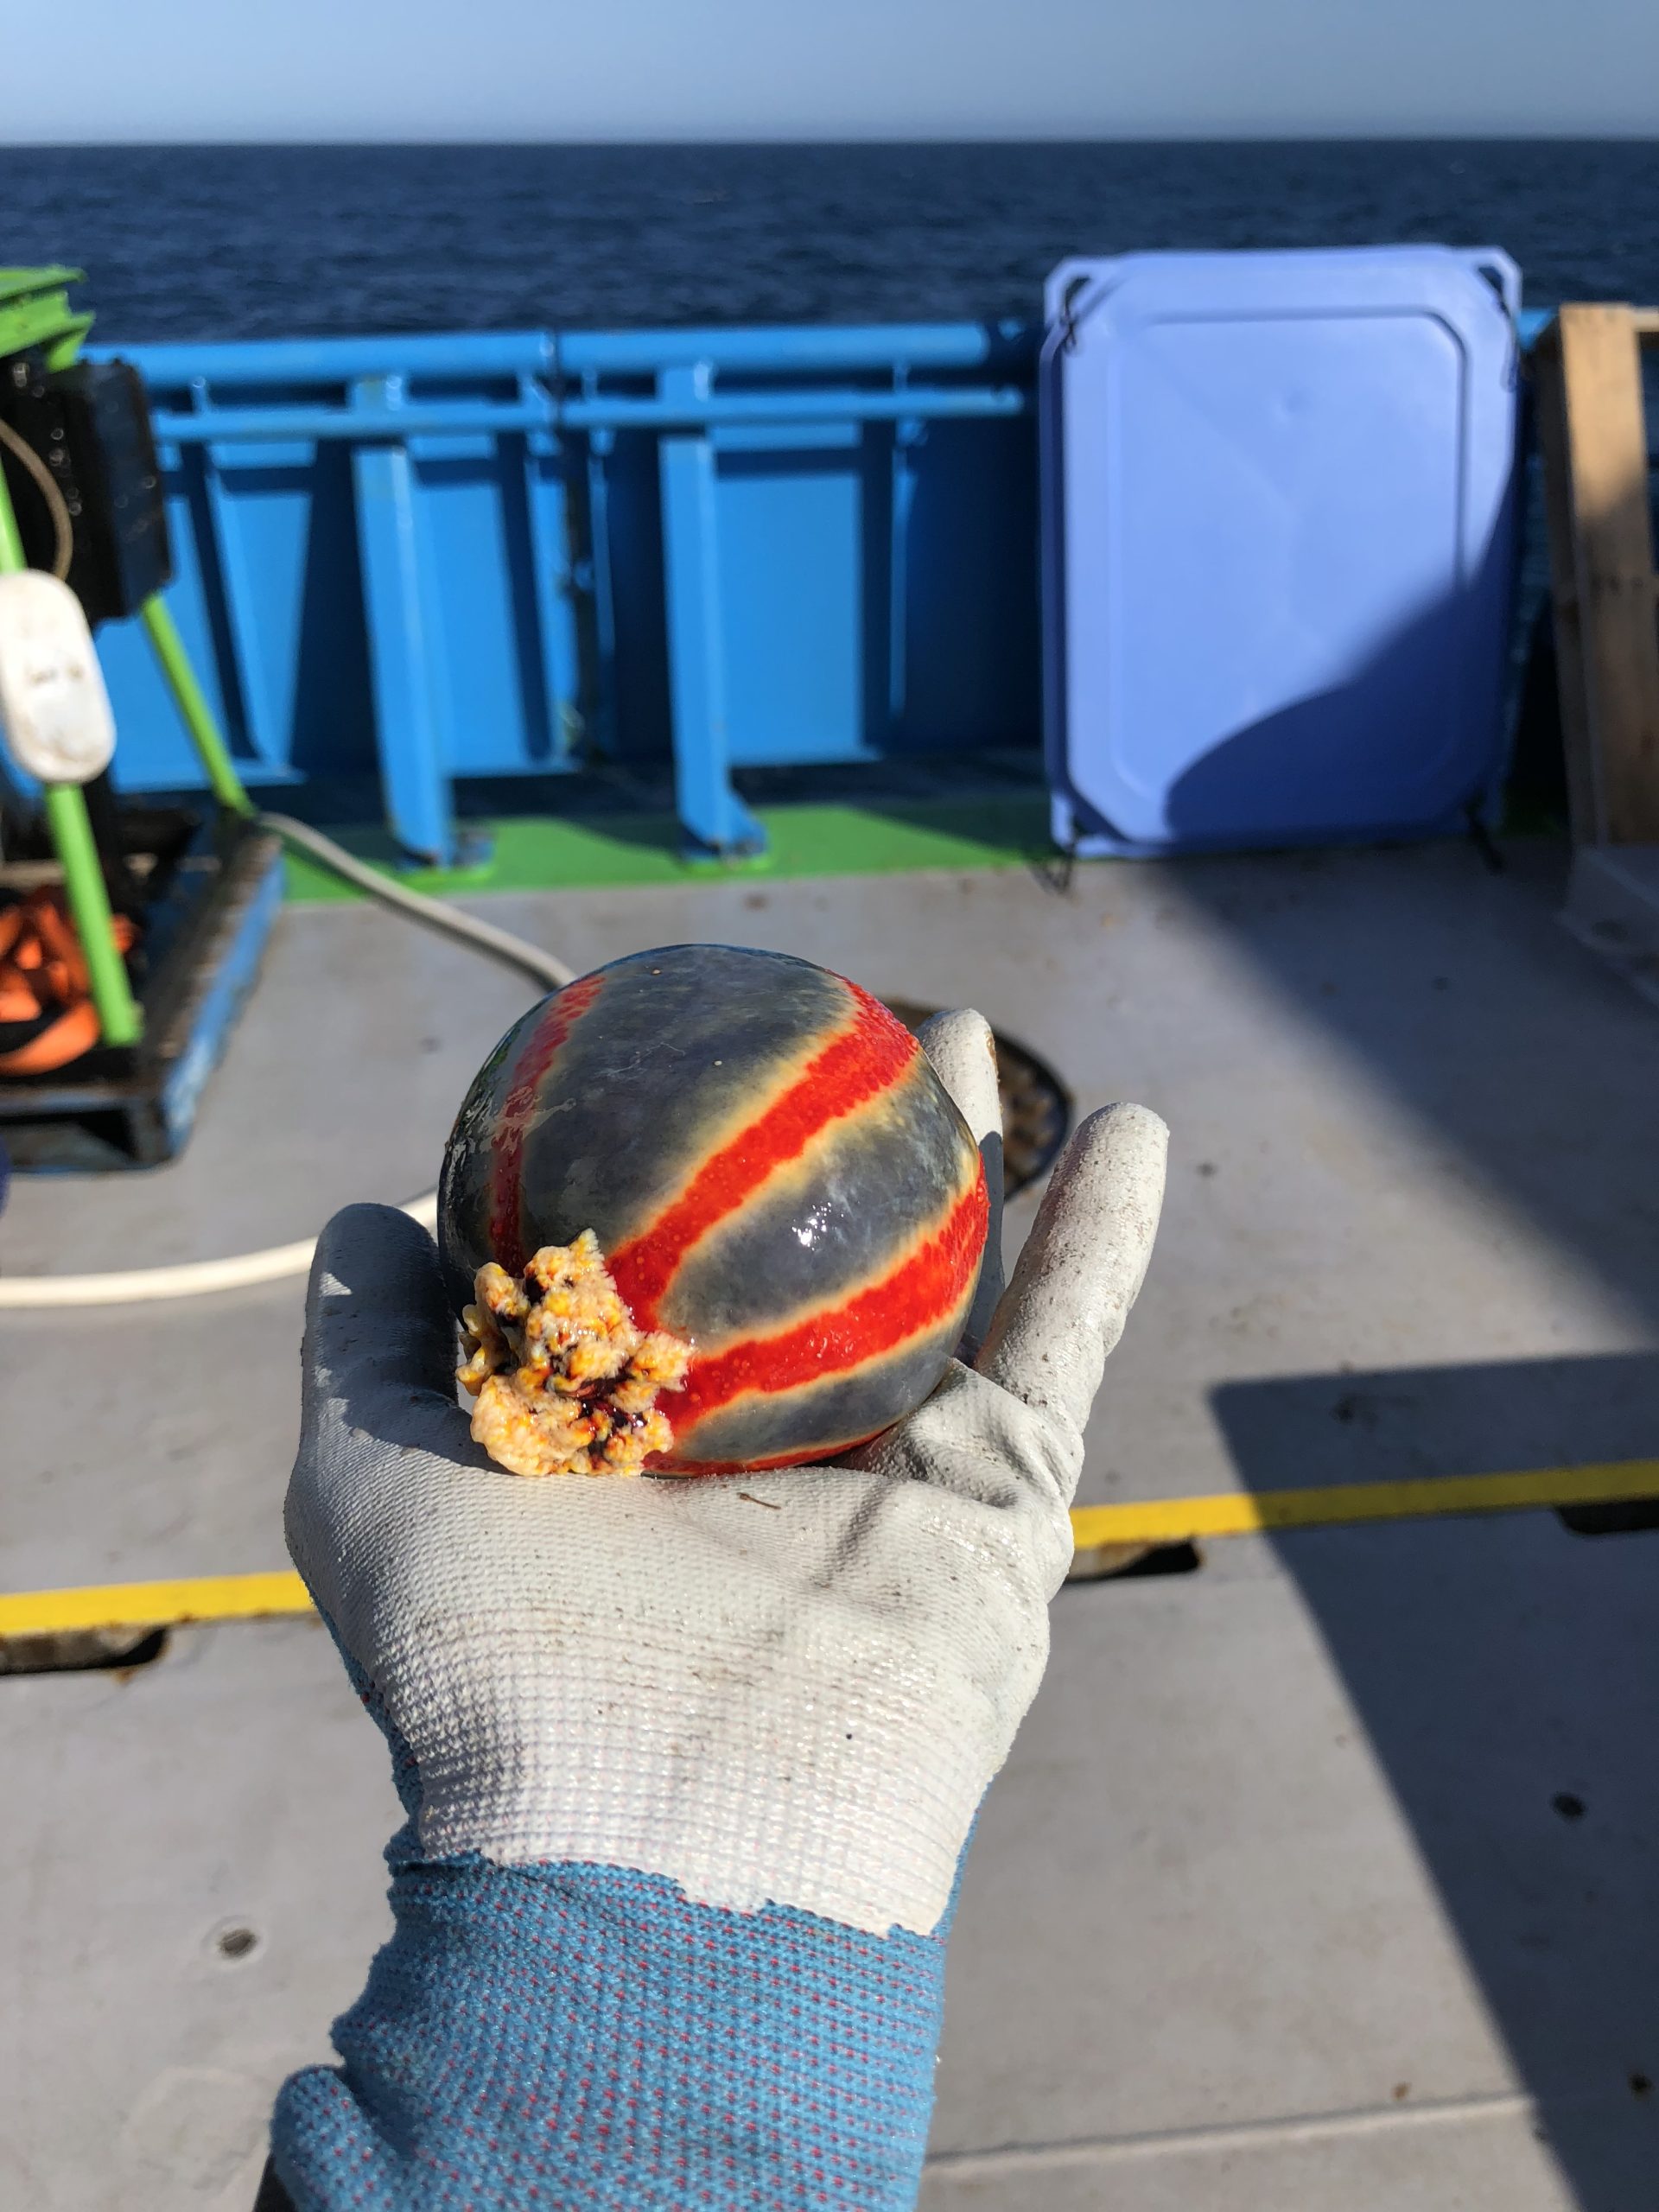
[{"x1": 287, "y1": 1013, "x2": 1167, "y2": 1939}]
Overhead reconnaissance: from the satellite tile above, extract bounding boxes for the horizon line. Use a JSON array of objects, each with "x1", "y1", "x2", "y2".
[{"x1": 3, "y1": 129, "x2": 1657, "y2": 151}]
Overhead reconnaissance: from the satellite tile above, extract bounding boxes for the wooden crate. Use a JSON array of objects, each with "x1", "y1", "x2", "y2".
[{"x1": 1531, "y1": 304, "x2": 1659, "y2": 844}]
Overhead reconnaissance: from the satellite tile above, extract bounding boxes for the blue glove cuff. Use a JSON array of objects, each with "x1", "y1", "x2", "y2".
[{"x1": 271, "y1": 1855, "x2": 950, "y2": 2210}]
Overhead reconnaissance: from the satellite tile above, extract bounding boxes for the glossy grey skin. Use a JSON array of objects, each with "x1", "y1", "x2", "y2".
[
  {"x1": 441, "y1": 946, "x2": 832, "y2": 1302},
  {"x1": 436, "y1": 943, "x2": 985, "y2": 1468},
  {"x1": 665, "y1": 1314, "x2": 969, "y2": 1469}
]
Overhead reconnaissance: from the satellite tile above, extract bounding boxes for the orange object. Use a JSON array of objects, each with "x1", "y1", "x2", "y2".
[{"x1": 0, "y1": 888, "x2": 137, "y2": 1075}]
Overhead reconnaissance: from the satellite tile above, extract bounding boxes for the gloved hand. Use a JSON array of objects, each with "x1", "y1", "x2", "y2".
[{"x1": 272, "y1": 1011, "x2": 1167, "y2": 2212}]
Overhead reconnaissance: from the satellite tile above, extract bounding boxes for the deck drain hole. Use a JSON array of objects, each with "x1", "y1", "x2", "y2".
[
  {"x1": 253, "y1": 2159, "x2": 296, "y2": 2212},
  {"x1": 1556, "y1": 1499, "x2": 1659, "y2": 1537},
  {"x1": 881, "y1": 1004, "x2": 1072, "y2": 1196},
  {"x1": 1552, "y1": 1791, "x2": 1587, "y2": 1821},
  {"x1": 1067, "y1": 1540, "x2": 1203, "y2": 1585},
  {"x1": 214, "y1": 1924, "x2": 261, "y2": 1962},
  {"x1": 0, "y1": 1625, "x2": 169, "y2": 1678}
]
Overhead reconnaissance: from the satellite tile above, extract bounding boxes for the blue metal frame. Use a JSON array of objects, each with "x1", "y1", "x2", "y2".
[
  {"x1": 350, "y1": 375, "x2": 454, "y2": 863},
  {"x1": 92, "y1": 321, "x2": 1042, "y2": 865},
  {"x1": 149, "y1": 388, "x2": 1024, "y2": 441},
  {"x1": 657, "y1": 364, "x2": 761, "y2": 855}
]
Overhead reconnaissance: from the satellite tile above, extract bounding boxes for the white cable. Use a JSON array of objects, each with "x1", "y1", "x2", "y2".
[
  {"x1": 0, "y1": 816, "x2": 577, "y2": 1308},
  {"x1": 0, "y1": 416, "x2": 75, "y2": 582},
  {"x1": 3, "y1": 1192, "x2": 441, "y2": 1311},
  {"x1": 259, "y1": 814, "x2": 576, "y2": 995}
]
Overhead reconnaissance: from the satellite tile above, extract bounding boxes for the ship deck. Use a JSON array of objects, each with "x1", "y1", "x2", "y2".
[{"x1": 3, "y1": 830, "x2": 1658, "y2": 2210}]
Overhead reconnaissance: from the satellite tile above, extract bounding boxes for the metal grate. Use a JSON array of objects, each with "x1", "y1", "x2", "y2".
[{"x1": 882, "y1": 1002, "x2": 1072, "y2": 1195}]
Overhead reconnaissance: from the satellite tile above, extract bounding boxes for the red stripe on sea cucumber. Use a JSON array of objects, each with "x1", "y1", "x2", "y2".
[
  {"x1": 485, "y1": 973, "x2": 604, "y2": 1274},
  {"x1": 664, "y1": 1164, "x2": 988, "y2": 1433},
  {"x1": 606, "y1": 982, "x2": 919, "y2": 1325}
]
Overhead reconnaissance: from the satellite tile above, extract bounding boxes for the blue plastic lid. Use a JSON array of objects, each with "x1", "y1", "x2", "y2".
[{"x1": 1043, "y1": 246, "x2": 1522, "y2": 854}]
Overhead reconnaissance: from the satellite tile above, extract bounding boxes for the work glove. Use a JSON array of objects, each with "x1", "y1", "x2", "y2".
[{"x1": 272, "y1": 1010, "x2": 1167, "y2": 2212}]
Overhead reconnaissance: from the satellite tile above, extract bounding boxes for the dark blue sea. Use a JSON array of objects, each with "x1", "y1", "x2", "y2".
[{"x1": 3, "y1": 140, "x2": 1657, "y2": 339}]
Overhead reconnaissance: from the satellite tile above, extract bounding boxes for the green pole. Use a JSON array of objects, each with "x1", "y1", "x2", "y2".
[
  {"x1": 0, "y1": 467, "x2": 144, "y2": 1048},
  {"x1": 139, "y1": 594, "x2": 253, "y2": 816},
  {"x1": 41, "y1": 782, "x2": 142, "y2": 1046},
  {"x1": 0, "y1": 479, "x2": 24, "y2": 572}
]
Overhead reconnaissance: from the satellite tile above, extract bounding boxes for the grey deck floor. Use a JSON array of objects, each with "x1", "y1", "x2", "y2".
[{"x1": 3, "y1": 839, "x2": 1658, "y2": 2209}]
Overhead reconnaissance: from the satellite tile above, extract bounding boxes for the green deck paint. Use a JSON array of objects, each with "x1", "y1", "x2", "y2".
[{"x1": 282, "y1": 796, "x2": 1057, "y2": 901}]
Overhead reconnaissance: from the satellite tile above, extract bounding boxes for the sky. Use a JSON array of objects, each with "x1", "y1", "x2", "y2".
[{"x1": 5, "y1": 0, "x2": 1658, "y2": 143}]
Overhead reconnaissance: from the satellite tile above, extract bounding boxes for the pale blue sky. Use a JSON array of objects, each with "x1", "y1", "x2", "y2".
[{"x1": 8, "y1": 0, "x2": 1658, "y2": 142}]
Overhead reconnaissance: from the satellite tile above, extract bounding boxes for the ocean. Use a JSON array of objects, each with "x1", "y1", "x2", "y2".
[{"x1": 3, "y1": 139, "x2": 1657, "y2": 339}]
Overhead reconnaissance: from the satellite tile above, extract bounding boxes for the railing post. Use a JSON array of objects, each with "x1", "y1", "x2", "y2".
[
  {"x1": 518, "y1": 369, "x2": 584, "y2": 766},
  {"x1": 350, "y1": 374, "x2": 455, "y2": 867},
  {"x1": 657, "y1": 362, "x2": 764, "y2": 858}
]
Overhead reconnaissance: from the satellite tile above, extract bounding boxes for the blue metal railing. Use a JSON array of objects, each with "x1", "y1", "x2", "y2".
[
  {"x1": 92, "y1": 321, "x2": 1042, "y2": 861},
  {"x1": 149, "y1": 386, "x2": 1029, "y2": 442}
]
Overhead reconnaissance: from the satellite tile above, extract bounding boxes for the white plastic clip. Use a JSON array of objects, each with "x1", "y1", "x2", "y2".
[{"x1": 0, "y1": 570, "x2": 117, "y2": 785}]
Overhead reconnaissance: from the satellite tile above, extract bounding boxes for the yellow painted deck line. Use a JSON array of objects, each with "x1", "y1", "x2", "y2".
[
  {"x1": 0, "y1": 1571, "x2": 312, "y2": 1638},
  {"x1": 3, "y1": 1459, "x2": 1656, "y2": 1638},
  {"x1": 1068, "y1": 1459, "x2": 1659, "y2": 1550}
]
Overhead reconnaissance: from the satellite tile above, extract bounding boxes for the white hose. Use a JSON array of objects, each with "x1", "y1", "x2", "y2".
[
  {"x1": 0, "y1": 416, "x2": 75, "y2": 582},
  {"x1": 0, "y1": 817, "x2": 578, "y2": 1308},
  {"x1": 3, "y1": 1192, "x2": 442, "y2": 1311},
  {"x1": 261, "y1": 814, "x2": 577, "y2": 995}
]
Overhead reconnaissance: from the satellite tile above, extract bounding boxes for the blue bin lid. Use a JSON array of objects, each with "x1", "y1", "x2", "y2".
[{"x1": 1043, "y1": 246, "x2": 1522, "y2": 854}]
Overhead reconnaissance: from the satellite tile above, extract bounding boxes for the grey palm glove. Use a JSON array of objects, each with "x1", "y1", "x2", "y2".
[{"x1": 286, "y1": 1010, "x2": 1167, "y2": 1938}]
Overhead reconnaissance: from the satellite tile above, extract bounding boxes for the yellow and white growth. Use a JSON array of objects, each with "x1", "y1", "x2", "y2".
[{"x1": 458, "y1": 1231, "x2": 691, "y2": 1478}]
